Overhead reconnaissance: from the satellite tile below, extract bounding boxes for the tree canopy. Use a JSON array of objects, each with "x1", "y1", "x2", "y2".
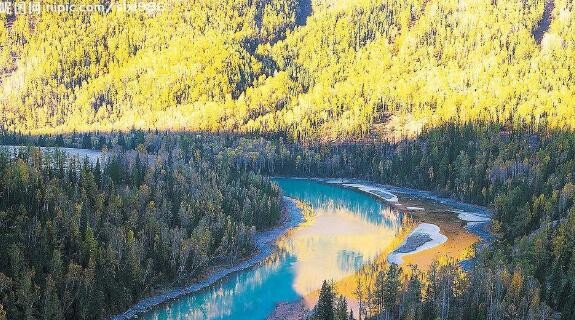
[
  {"x1": 1, "y1": 0, "x2": 574, "y2": 140},
  {"x1": 0, "y1": 142, "x2": 282, "y2": 319}
]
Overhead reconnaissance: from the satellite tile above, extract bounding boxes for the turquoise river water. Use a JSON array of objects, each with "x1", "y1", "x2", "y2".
[{"x1": 141, "y1": 178, "x2": 404, "y2": 320}]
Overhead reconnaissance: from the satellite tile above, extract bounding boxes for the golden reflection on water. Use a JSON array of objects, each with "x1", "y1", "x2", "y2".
[
  {"x1": 277, "y1": 205, "x2": 401, "y2": 296},
  {"x1": 143, "y1": 180, "x2": 407, "y2": 320}
]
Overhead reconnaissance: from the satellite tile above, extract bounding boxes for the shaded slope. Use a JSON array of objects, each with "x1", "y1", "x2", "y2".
[{"x1": 533, "y1": 0, "x2": 555, "y2": 44}]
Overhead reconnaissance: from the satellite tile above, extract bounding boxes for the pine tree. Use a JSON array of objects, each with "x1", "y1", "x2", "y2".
[
  {"x1": 315, "y1": 280, "x2": 335, "y2": 320},
  {"x1": 383, "y1": 264, "x2": 401, "y2": 320},
  {"x1": 334, "y1": 295, "x2": 348, "y2": 320},
  {"x1": 354, "y1": 275, "x2": 364, "y2": 320},
  {"x1": 42, "y1": 276, "x2": 63, "y2": 320}
]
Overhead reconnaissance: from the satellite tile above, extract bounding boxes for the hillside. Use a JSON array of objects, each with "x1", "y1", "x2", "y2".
[
  {"x1": 0, "y1": 144, "x2": 283, "y2": 319},
  {"x1": 1, "y1": 0, "x2": 574, "y2": 140}
]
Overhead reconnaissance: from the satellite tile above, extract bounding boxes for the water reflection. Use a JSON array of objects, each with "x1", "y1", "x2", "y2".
[
  {"x1": 143, "y1": 178, "x2": 401, "y2": 320},
  {"x1": 337, "y1": 250, "x2": 363, "y2": 273},
  {"x1": 276, "y1": 178, "x2": 402, "y2": 227},
  {"x1": 279, "y1": 205, "x2": 400, "y2": 295}
]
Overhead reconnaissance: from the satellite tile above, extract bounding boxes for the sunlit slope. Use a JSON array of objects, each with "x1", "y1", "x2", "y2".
[
  {"x1": 1, "y1": 0, "x2": 574, "y2": 138},
  {"x1": 0, "y1": 0, "x2": 301, "y2": 131}
]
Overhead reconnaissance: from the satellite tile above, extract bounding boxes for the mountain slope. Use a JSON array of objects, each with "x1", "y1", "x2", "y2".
[{"x1": 0, "y1": 0, "x2": 574, "y2": 139}]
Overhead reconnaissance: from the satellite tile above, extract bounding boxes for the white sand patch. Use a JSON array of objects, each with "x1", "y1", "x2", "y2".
[
  {"x1": 341, "y1": 183, "x2": 399, "y2": 203},
  {"x1": 387, "y1": 223, "x2": 448, "y2": 264},
  {"x1": 452, "y1": 210, "x2": 491, "y2": 222},
  {"x1": 406, "y1": 206, "x2": 425, "y2": 211},
  {"x1": 324, "y1": 178, "x2": 350, "y2": 184}
]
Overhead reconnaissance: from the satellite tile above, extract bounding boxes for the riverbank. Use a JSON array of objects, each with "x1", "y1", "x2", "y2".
[
  {"x1": 317, "y1": 178, "x2": 491, "y2": 223},
  {"x1": 311, "y1": 178, "x2": 491, "y2": 271},
  {"x1": 112, "y1": 196, "x2": 304, "y2": 320},
  {"x1": 316, "y1": 178, "x2": 492, "y2": 246},
  {"x1": 267, "y1": 300, "x2": 310, "y2": 320}
]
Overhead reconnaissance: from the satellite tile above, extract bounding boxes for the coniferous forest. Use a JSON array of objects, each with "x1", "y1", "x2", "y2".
[
  {"x1": 0, "y1": 141, "x2": 282, "y2": 319},
  {"x1": 2, "y1": 125, "x2": 574, "y2": 319},
  {"x1": 1, "y1": 0, "x2": 575, "y2": 319}
]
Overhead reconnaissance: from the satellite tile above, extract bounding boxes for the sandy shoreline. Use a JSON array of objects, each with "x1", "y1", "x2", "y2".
[
  {"x1": 315, "y1": 178, "x2": 492, "y2": 269},
  {"x1": 318, "y1": 178, "x2": 492, "y2": 237},
  {"x1": 267, "y1": 300, "x2": 310, "y2": 320},
  {"x1": 266, "y1": 178, "x2": 492, "y2": 319},
  {"x1": 315, "y1": 178, "x2": 490, "y2": 215},
  {"x1": 112, "y1": 197, "x2": 303, "y2": 320}
]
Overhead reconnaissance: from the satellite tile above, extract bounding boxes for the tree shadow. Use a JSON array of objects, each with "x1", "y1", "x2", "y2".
[
  {"x1": 532, "y1": 0, "x2": 555, "y2": 44},
  {"x1": 296, "y1": 0, "x2": 313, "y2": 26}
]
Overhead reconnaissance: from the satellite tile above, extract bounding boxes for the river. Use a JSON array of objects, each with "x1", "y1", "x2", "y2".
[
  {"x1": 140, "y1": 178, "x2": 403, "y2": 319},
  {"x1": 139, "y1": 177, "x2": 490, "y2": 320},
  {"x1": 0, "y1": 146, "x2": 489, "y2": 319}
]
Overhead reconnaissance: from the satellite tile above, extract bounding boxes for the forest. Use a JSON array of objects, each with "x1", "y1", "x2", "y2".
[
  {"x1": 0, "y1": 0, "x2": 574, "y2": 139},
  {"x1": 3, "y1": 123, "x2": 574, "y2": 319},
  {"x1": 0, "y1": 142, "x2": 282, "y2": 319},
  {"x1": 272, "y1": 124, "x2": 575, "y2": 320},
  {"x1": 310, "y1": 259, "x2": 553, "y2": 320},
  {"x1": 1, "y1": 0, "x2": 575, "y2": 319}
]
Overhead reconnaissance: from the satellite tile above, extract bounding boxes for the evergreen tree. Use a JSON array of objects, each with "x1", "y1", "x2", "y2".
[
  {"x1": 315, "y1": 280, "x2": 335, "y2": 320},
  {"x1": 334, "y1": 295, "x2": 348, "y2": 320},
  {"x1": 0, "y1": 145, "x2": 283, "y2": 319}
]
